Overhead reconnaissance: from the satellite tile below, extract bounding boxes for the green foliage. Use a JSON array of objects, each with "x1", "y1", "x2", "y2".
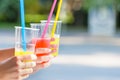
[
  {"x1": 0, "y1": 0, "x2": 19, "y2": 22},
  {"x1": 25, "y1": 14, "x2": 48, "y2": 23},
  {"x1": 25, "y1": 0, "x2": 40, "y2": 14},
  {"x1": 24, "y1": 0, "x2": 52, "y2": 23},
  {"x1": 115, "y1": 0, "x2": 120, "y2": 11},
  {"x1": 61, "y1": 12, "x2": 74, "y2": 24},
  {"x1": 83, "y1": 0, "x2": 118, "y2": 10},
  {"x1": 25, "y1": 0, "x2": 52, "y2": 14},
  {"x1": 0, "y1": 0, "x2": 55, "y2": 23}
]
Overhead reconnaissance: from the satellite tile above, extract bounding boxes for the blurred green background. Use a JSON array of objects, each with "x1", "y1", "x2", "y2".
[
  {"x1": 0, "y1": 0, "x2": 54, "y2": 28},
  {"x1": 0, "y1": 0, "x2": 120, "y2": 30}
]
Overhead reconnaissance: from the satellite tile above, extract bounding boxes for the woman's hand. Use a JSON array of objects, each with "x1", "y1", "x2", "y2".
[
  {"x1": 0, "y1": 48, "x2": 14, "y2": 62},
  {"x1": 33, "y1": 49, "x2": 53, "y2": 73},
  {"x1": 33, "y1": 38, "x2": 58, "y2": 73},
  {"x1": 0, "y1": 54, "x2": 37, "y2": 80}
]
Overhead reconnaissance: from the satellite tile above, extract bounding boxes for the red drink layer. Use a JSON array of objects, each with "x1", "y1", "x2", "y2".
[{"x1": 35, "y1": 38, "x2": 50, "y2": 56}]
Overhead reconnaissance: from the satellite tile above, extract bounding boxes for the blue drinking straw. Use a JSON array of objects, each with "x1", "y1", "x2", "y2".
[{"x1": 20, "y1": 0, "x2": 26, "y2": 51}]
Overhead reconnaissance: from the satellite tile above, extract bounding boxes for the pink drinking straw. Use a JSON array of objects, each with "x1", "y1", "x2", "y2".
[{"x1": 41, "y1": 0, "x2": 57, "y2": 38}]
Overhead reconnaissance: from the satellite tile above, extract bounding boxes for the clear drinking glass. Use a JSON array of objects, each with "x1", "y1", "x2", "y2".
[
  {"x1": 31, "y1": 20, "x2": 62, "y2": 57},
  {"x1": 15, "y1": 26, "x2": 39, "y2": 56}
]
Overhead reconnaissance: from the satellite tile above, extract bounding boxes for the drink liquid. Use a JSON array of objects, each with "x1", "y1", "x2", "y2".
[
  {"x1": 35, "y1": 38, "x2": 51, "y2": 57},
  {"x1": 50, "y1": 35, "x2": 60, "y2": 57},
  {"x1": 15, "y1": 51, "x2": 33, "y2": 56}
]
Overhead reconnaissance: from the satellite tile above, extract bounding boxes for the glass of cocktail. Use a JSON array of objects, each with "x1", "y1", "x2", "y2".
[
  {"x1": 15, "y1": 26, "x2": 39, "y2": 56},
  {"x1": 31, "y1": 20, "x2": 62, "y2": 57},
  {"x1": 30, "y1": 23, "x2": 51, "y2": 57}
]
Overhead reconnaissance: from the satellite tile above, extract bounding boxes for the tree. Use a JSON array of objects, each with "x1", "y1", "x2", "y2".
[
  {"x1": 83, "y1": 0, "x2": 120, "y2": 11},
  {"x1": 0, "y1": 0, "x2": 19, "y2": 22}
]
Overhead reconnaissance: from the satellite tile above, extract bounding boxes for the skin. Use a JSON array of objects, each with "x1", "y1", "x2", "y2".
[
  {"x1": 0, "y1": 54, "x2": 37, "y2": 80},
  {"x1": 0, "y1": 48, "x2": 53, "y2": 80},
  {"x1": 0, "y1": 48, "x2": 15, "y2": 61}
]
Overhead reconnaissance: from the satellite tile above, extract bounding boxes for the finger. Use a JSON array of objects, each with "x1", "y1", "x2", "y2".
[
  {"x1": 19, "y1": 68, "x2": 33, "y2": 75},
  {"x1": 37, "y1": 55, "x2": 53, "y2": 63},
  {"x1": 35, "y1": 48, "x2": 51, "y2": 54},
  {"x1": 14, "y1": 75, "x2": 29, "y2": 80},
  {"x1": 50, "y1": 44, "x2": 58, "y2": 53},
  {"x1": 50, "y1": 44, "x2": 58, "y2": 49},
  {"x1": 51, "y1": 38, "x2": 55, "y2": 41},
  {"x1": 8, "y1": 69, "x2": 30, "y2": 80},
  {"x1": 51, "y1": 48, "x2": 57, "y2": 53},
  {"x1": 19, "y1": 61, "x2": 36, "y2": 69},
  {"x1": 21, "y1": 74, "x2": 29, "y2": 80},
  {"x1": 19, "y1": 54, "x2": 37, "y2": 61},
  {"x1": 38, "y1": 61, "x2": 51, "y2": 69},
  {"x1": 33, "y1": 61, "x2": 52, "y2": 73}
]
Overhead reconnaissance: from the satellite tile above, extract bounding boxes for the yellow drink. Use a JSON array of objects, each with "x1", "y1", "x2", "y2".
[
  {"x1": 15, "y1": 51, "x2": 33, "y2": 56},
  {"x1": 15, "y1": 51, "x2": 33, "y2": 62},
  {"x1": 15, "y1": 43, "x2": 35, "y2": 56},
  {"x1": 50, "y1": 35, "x2": 60, "y2": 57}
]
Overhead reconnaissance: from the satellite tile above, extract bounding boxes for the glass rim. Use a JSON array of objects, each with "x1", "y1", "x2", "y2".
[
  {"x1": 15, "y1": 26, "x2": 39, "y2": 31},
  {"x1": 30, "y1": 23, "x2": 41, "y2": 25},
  {"x1": 40, "y1": 20, "x2": 62, "y2": 23}
]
